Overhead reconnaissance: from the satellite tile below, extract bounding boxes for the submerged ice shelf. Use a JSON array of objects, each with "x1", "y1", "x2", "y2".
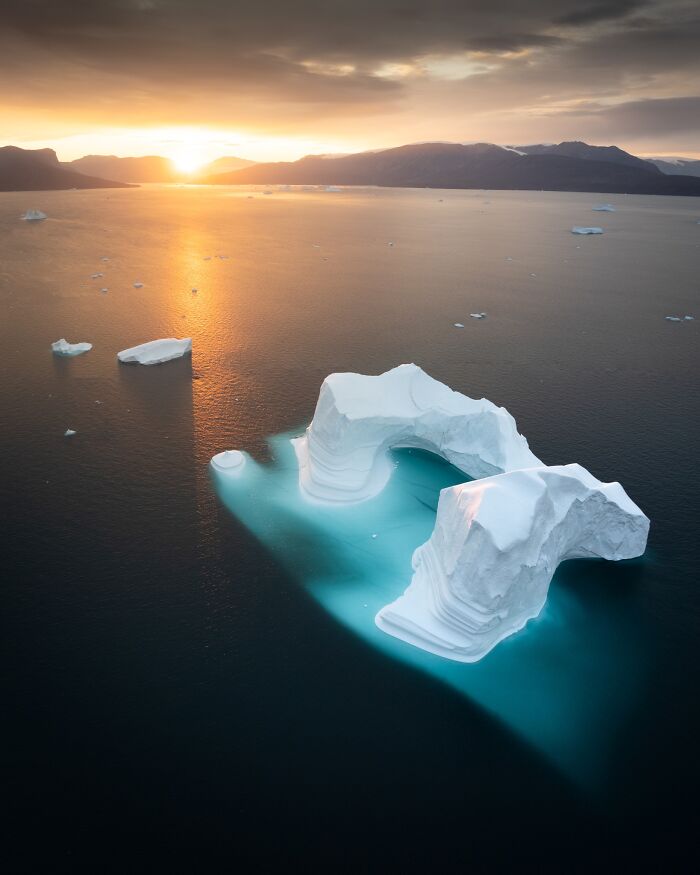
[{"x1": 214, "y1": 364, "x2": 648, "y2": 666}]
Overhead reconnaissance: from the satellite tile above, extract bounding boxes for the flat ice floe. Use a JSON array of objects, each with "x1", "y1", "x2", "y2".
[
  {"x1": 376, "y1": 464, "x2": 649, "y2": 662},
  {"x1": 117, "y1": 338, "x2": 192, "y2": 365},
  {"x1": 291, "y1": 363, "x2": 541, "y2": 504},
  {"x1": 51, "y1": 338, "x2": 92, "y2": 356},
  {"x1": 572, "y1": 226, "x2": 604, "y2": 234},
  {"x1": 21, "y1": 209, "x2": 47, "y2": 222},
  {"x1": 592, "y1": 204, "x2": 615, "y2": 212}
]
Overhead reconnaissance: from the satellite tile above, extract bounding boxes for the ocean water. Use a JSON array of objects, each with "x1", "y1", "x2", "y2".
[{"x1": 2, "y1": 184, "x2": 699, "y2": 870}]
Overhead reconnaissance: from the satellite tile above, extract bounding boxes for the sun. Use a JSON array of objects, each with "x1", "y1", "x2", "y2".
[{"x1": 171, "y1": 150, "x2": 206, "y2": 174}]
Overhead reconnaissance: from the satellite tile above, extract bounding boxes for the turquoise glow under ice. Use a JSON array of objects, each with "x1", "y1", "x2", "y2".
[{"x1": 212, "y1": 431, "x2": 645, "y2": 787}]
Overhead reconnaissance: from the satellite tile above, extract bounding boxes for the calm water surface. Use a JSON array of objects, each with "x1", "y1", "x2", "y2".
[{"x1": 2, "y1": 185, "x2": 699, "y2": 871}]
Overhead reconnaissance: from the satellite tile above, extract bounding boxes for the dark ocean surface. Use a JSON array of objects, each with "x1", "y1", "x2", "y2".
[{"x1": 2, "y1": 184, "x2": 699, "y2": 871}]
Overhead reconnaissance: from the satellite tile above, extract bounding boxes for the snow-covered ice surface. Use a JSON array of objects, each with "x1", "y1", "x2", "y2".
[
  {"x1": 376, "y1": 464, "x2": 649, "y2": 663},
  {"x1": 291, "y1": 364, "x2": 541, "y2": 504},
  {"x1": 21, "y1": 209, "x2": 47, "y2": 222},
  {"x1": 117, "y1": 337, "x2": 192, "y2": 365},
  {"x1": 572, "y1": 226, "x2": 604, "y2": 234},
  {"x1": 51, "y1": 338, "x2": 92, "y2": 356}
]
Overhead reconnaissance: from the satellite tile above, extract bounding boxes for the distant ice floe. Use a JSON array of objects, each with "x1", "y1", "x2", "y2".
[
  {"x1": 64, "y1": 429, "x2": 77, "y2": 437},
  {"x1": 453, "y1": 323, "x2": 465, "y2": 328},
  {"x1": 325, "y1": 185, "x2": 342, "y2": 192},
  {"x1": 21, "y1": 209, "x2": 47, "y2": 222},
  {"x1": 470, "y1": 312, "x2": 487, "y2": 319},
  {"x1": 592, "y1": 204, "x2": 615, "y2": 212},
  {"x1": 117, "y1": 338, "x2": 192, "y2": 365},
  {"x1": 133, "y1": 281, "x2": 144, "y2": 288},
  {"x1": 665, "y1": 315, "x2": 695, "y2": 321},
  {"x1": 51, "y1": 338, "x2": 92, "y2": 356},
  {"x1": 572, "y1": 226, "x2": 604, "y2": 235}
]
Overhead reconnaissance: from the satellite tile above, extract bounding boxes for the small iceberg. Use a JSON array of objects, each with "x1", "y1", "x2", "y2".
[
  {"x1": 117, "y1": 337, "x2": 192, "y2": 365},
  {"x1": 21, "y1": 209, "x2": 47, "y2": 222},
  {"x1": 133, "y1": 281, "x2": 144, "y2": 288},
  {"x1": 572, "y1": 226, "x2": 604, "y2": 235},
  {"x1": 685, "y1": 315, "x2": 695, "y2": 320},
  {"x1": 325, "y1": 185, "x2": 342, "y2": 192},
  {"x1": 453, "y1": 322, "x2": 464, "y2": 328},
  {"x1": 211, "y1": 450, "x2": 246, "y2": 475},
  {"x1": 51, "y1": 338, "x2": 92, "y2": 357},
  {"x1": 64, "y1": 429, "x2": 77, "y2": 437},
  {"x1": 470, "y1": 312, "x2": 487, "y2": 319},
  {"x1": 665, "y1": 316, "x2": 682, "y2": 322},
  {"x1": 592, "y1": 204, "x2": 615, "y2": 212},
  {"x1": 90, "y1": 273, "x2": 104, "y2": 279},
  {"x1": 100, "y1": 287, "x2": 108, "y2": 294}
]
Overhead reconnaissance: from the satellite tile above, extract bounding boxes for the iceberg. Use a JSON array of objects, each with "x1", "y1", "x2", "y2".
[
  {"x1": 592, "y1": 204, "x2": 615, "y2": 212},
  {"x1": 21, "y1": 209, "x2": 47, "y2": 222},
  {"x1": 291, "y1": 364, "x2": 541, "y2": 504},
  {"x1": 211, "y1": 450, "x2": 247, "y2": 475},
  {"x1": 572, "y1": 226, "x2": 604, "y2": 235},
  {"x1": 117, "y1": 337, "x2": 192, "y2": 365},
  {"x1": 51, "y1": 338, "x2": 92, "y2": 356},
  {"x1": 133, "y1": 281, "x2": 144, "y2": 288},
  {"x1": 376, "y1": 464, "x2": 649, "y2": 662},
  {"x1": 64, "y1": 429, "x2": 77, "y2": 437},
  {"x1": 470, "y1": 312, "x2": 487, "y2": 319}
]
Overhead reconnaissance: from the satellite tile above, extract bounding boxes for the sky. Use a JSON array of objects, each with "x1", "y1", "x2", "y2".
[{"x1": 1, "y1": 0, "x2": 699, "y2": 165}]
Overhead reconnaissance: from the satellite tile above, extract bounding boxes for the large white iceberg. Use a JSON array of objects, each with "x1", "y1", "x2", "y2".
[
  {"x1": 51, "y1": 338, "x2": 92, "y2": 356},
  {"x1": 572, "y1": 226, "x2": 604, "y2": 235},
  {"x1": 117, "y1": 338, "x2": 192, "y2": 365},
  {"x1": 376, "y1": 464, "x2": 649, "y2": 662},
  {"x1": 291, "y1": 363, "x2": 541, "y2": 503}
]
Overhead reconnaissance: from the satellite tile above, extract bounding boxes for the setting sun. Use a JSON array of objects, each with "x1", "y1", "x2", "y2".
[{"x1": 171, "y1": 150, "x2": 206, "y2": 174}]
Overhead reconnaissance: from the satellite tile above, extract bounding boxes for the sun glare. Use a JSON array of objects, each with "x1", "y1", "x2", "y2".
[{"x1": 171, "y1": 150, "x2": 206, "y2": 174}]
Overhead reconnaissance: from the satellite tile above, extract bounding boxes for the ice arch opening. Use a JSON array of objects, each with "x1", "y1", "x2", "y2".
[{"x1": 291, "y1": 363, "x2": 542, "y2": 504}]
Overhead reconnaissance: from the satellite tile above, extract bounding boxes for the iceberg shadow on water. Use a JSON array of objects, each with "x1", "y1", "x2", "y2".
[{"x1": 211, "y1": 432, "x2": 647, "y2": 789}]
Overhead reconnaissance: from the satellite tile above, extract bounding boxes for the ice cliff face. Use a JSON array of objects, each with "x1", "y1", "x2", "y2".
[
  {"x1": 292, "y1": 363, "x2": 541, "y2": 503},
  {"x1": 376, "y1": 464, "x2": 649, "y2": 662}
]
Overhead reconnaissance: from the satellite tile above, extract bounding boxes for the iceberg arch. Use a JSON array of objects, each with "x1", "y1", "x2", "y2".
[
  {"x1": 376, "y1": 464, "x2": 649, "y2": 662},
  {"x1": 291, "y1": 364, "x2": 541, "y2": 504}
]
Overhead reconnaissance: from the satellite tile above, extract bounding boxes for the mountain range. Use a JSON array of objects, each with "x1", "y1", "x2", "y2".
[
  {"x1": 2, "y1": 140, "x2": 700, "y2": 196},
  {"x1": 202, "y1": 141, "x2": 700, "y2": 196},
  {"x1": 0, "y1": 146, "x2": 133, "y2": 191}
]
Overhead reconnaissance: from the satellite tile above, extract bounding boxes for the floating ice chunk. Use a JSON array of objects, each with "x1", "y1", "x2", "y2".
[
  {"x1": 470, "y1": 312, "x2": 487, "y2": 319},
  {"x1": 64, "y1": 429, "x2": 77, "y2": 437},
  {"x1": 21, "y1": 209, "x2": 47, "y2": 222},
  {"x1": 100, "y1": 288, "x2": 108, "y2": 294},
  {"x1": 592, "y1": 204, "x2": 615, "y2": 212},
  {"x1": 133, "y1": 281, "x2": 144, "y2": 288},
  {"x1": 203, "y1": 256, "x2": 212, "y2": 261},
  {"x1": 665, "y1": 316, "x2": 682, "y2": 321},
  {"x1": 684, "y1": 315, "x2": 695, "y2": 320},
  {"x1": 292, "y1": 363, "x2": 541, "y2": 504},
  {"x1": 572, "y1": 226, "x2": 604, "y2": 235},
  {"x1": 51, "y1": 338, "x2": 93, "y2": 356},
  {"x1": 376, "y1": 464, "x2": 649, "y2": 662},
  {"x1": 90, "y1": 273, "x2": 104, "y2": 279},
  {"x1": 191, "y1": 288, "x2": 198, "y2": 294},
  {"x1": 325, "y1": 185, "x2": 342, "y2": 192},
  {"x1": 388, "y1": 242, "x2": 394, "y2": 247},
  {"x1": 117, "y1": 337, "x2": 192, "y2": 365},
  {"x1": 100, "y1": 257, "x2": 110, "y2": 262},
  {"x1": 453, "y1": 323, "x2": 465, "y2": 328},
  {"x1": 210, "y1": 450, "x2": 247, "y2": 475}
]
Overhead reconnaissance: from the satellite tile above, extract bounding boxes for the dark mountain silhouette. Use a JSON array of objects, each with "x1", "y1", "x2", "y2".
[
  {"x1": 648, "y1": 157, "x2": 700, "y2": 177},
  {"x1": 64, "y1": 153, "x2": 255, "y2": 182},
  {"x1": 0, "y1": 146, "x2": 132, "y2": 191},
  {"x1": 513, "y1": 140, "x2": 658, "y2": 173},
  {"x1": 203, "y1": 142, "x2": 700, "y2": 196}
]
